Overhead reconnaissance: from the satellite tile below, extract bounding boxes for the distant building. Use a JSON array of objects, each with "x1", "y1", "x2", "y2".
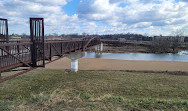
[
  {"x1": 10, "y1": 36, "x2": 22, "y2": 41},
  {"x1": 60, "y1": 35, "x2": 72, "y2": 40},
  {"x1": 153, "y1": 36, "x2": 185, "y2": 42},
  {"x1": 118, "y1": 38, "x2": 126, "y2": 42},
  {"x1": 0, "y1": 34, "x2": 6, "y2": 41},
  {"x1": 184, "y1": 37, "x2": 188, "y2": 42},
  {"x1": 142, "y1": 36, "x2": 153, "y2": 41},
  {"x1": 46, "y1": 36, "x2": 61, "y2": 40},
  {"x1": 46, "y1": 35, "x2": 72, "y2": 41}
]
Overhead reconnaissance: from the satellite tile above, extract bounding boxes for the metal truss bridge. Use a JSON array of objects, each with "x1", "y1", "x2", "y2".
[{"x1": 0, "y1": 18, "x2": 100, "y2": 83}]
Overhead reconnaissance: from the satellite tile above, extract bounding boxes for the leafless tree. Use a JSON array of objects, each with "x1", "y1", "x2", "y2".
[
  {"x1": 150, "y1": 37, "x2": 171, "y2": 53},
  {"x1": 171, "y1": 29, "x2": 186, "y2": 37},
  {"x1": 171, "y1": 29, "x2": 187, "y2": 52}
]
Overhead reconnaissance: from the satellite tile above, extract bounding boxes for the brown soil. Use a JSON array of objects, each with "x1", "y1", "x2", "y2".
[
  {"x1": 87, "y1": 43, "x2": 150, "y2": 53},
  {"x1": 94, "y1": 43, "x2": 188, "y2": 53},
  {"x1": 45, "y1": 58, "x2": 188, "y2": 72},
  {"x1": 102, "y1": 45, "x2": 149, "y2": 53}
]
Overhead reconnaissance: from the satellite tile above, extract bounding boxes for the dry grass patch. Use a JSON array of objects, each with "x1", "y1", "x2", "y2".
[{"x1": 0, "y1": 69, "x2": 187, "y2": 110}]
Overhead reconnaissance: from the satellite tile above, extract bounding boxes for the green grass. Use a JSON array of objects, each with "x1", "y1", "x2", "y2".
[{"x1": 0, "y1": 69, "x2": 188, "y2": 111}]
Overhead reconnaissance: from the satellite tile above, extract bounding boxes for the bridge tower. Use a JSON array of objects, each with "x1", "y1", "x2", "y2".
[
  {"x1": 95, "y1": 42, "x2": 103, "y2": 52},
  {"x1": 30, "y1": 18, "x2": 45, "y2": 67},
  {"x1": 0, "y1": 18, "x2": 9, "y2": 43},
  {"x1": 0, "y1": 18, "x2": 9, "y2": 78}
]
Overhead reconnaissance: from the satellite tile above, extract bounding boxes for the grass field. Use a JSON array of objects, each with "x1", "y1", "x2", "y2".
[{"x1": 0, "y1": 69, "x2": 188, "y2": 111}]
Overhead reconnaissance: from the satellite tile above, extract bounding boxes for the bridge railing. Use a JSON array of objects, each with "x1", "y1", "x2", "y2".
[
  {"x1": 44, "y1": 40, "x2": 83, "y2": 59},
  {"x1": 44, "y1": 37, "x2": 100, "y2": 59},
  {"x1": 0, "y1": 37, "x2": 100, "y2": 73},
  {"x1": 0, "y1": 42, "x2": 32, "y2": 72}
]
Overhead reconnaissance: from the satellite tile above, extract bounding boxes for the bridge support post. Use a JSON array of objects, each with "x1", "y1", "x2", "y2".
[
  {"x1": 100, "y1": 43, "x2": 103, "y2": 51},
  {"x1": 71, "y1": 59, "x2": 78, "y2": 72},
  {"x1": 67, "y1": 51, "x2": 87, "y2": 72},
  {"x1": 95, "y1": 43, "x2": 103, "y2": 52}
]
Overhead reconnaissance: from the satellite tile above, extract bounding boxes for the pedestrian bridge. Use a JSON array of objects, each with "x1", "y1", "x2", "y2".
[{"x1": 0, "y1": 18, "x2": 101, "y2": 83}]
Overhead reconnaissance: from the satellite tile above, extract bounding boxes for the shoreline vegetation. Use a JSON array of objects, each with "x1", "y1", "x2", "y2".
[
  {"x1": 91, "y1": 42, "x2": 188, "y2": 54},
  {"x1": 0, "y1": 69, "x2": 187, "y2": 111}
]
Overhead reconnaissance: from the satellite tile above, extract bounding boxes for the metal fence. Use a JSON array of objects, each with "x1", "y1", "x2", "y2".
[{"x1": 0, "y1": 37, "x2": 100, "y2": 73}]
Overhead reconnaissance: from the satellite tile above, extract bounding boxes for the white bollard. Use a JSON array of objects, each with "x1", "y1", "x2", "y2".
[
  {"x1": 71, "y1": 59, "x2": 78, "y2": 72},
  {"x1": 67, "y1": 51, "x2": 87, "y2": 72},
  {"x1": 100, "y1": 43, "x2": 103, "y2": 52},
  {"x1": 95, "y1": 45, "x2": 99, "y2": 51}
]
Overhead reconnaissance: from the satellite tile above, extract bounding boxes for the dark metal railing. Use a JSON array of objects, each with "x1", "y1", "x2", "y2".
[
  {"x1": 0, "y1": 37, "x2": 100, "y2": 73},
  {"x1": 0, "y1": 17, "x2": 100, "y2": 83},
  {"x1": 0, "y1": 42, "x2": 32, "y2": 71}
]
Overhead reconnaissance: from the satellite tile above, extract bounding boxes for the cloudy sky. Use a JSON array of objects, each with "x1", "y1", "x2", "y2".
[{"x1": 0, "y1": 0, "x2": 188, "y2": 35}]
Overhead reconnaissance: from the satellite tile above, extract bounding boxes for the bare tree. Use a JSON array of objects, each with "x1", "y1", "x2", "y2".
[
  {"x1": 171, "y1": 29, "x2": 186, "y2": 37},
  {"x1": 150, "y1": 37, "x2": 171, "y2": 53},
  {"x1": 170, "y1": 29, "x2": 187, "y2": 52}
]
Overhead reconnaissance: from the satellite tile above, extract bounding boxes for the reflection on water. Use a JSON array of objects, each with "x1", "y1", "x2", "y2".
[
  {"x1": 84, "y1": 51, "x2": 188, "y2": 62},
  {"x1": 95, "y1": 52, "x2": 102, "y2": 58},
  {"x1": 178, "y1": 50, "x2": 188, "y2": 55}
]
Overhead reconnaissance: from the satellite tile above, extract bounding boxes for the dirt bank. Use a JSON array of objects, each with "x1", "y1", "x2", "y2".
[
  {"x1": 46, "y1": 58, "x2": 188, "y2": 72},
  {"x1": 88, "y1": 43, "x2": 150, "y2": 53},
  {"x1": 90, "y1": 43, "x2": 188, "y2": 53}
]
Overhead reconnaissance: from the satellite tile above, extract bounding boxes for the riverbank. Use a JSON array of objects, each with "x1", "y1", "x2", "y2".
[
  {"x1": 89, "y1": 43, "x2": 150, "y2": 53},
  {"x1": 90, "y1": 43, "x2": 188, "y2": 53},
  {"x1": 46, "y1": 58, "x2": 188, "y2": 72},
  {"x1": 0, "y1": 69, "x2": 187, "y2": 110}
]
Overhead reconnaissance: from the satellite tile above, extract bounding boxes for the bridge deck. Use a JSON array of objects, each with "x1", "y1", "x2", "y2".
[
  {"x1": 0, "y1": 18, "x2": 100, "y2": 83},
  {"x1": 0, "y1": 38, "x2": 100, "y2": 73}
]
